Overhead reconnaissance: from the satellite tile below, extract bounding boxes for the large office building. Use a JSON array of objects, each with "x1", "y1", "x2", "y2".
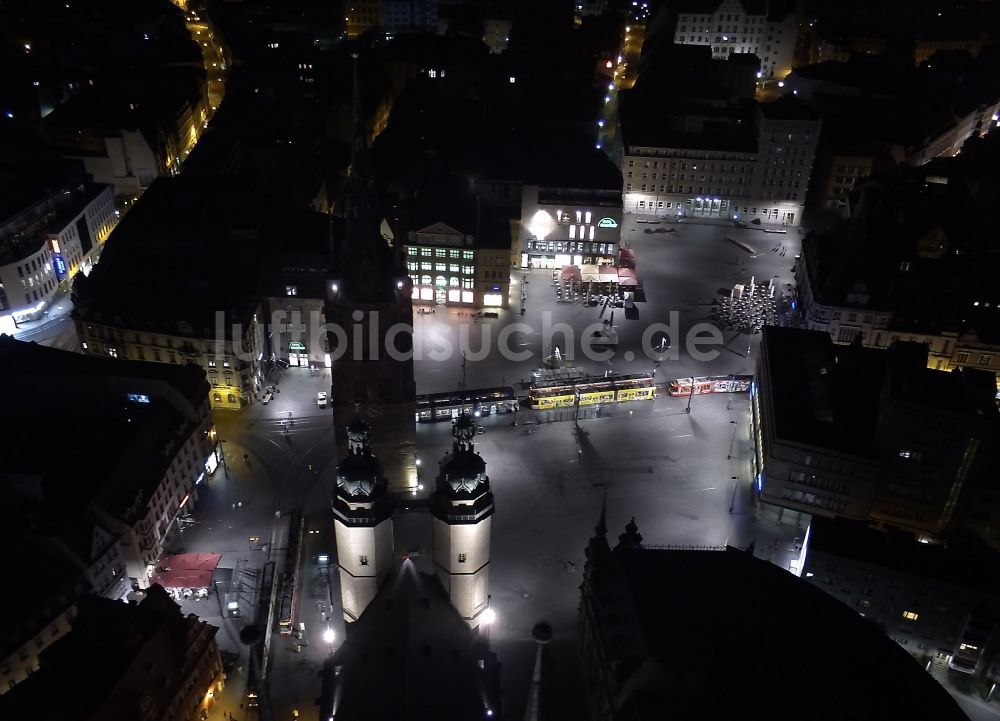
[
  {"x1": 619, "y1": 94, "x2": 820, "y2": 226},
  {"x1": 0, "y1": 586, "x2": 223, "y2": 721},
  {"x1": 670, "y1": 0, "x2": 798, "y2": 80},
  {"x1": 579, "y1": 511, "x2": 968, "y2": 720},
  {"x1": 0, "y1": 160, "x2": 117, "y2": 332},
  {"x1": 0, "y1": 336, "x2": 218, "y2": 590},
  {"x1": 751, "y1": 327, "x2": 1000, "y2": 544}
]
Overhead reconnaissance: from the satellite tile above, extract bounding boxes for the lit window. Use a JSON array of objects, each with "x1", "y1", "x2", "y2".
[
  {"x1": 461, "y1": 290, "x2": 474, "y2": 303},
  {"x1": 428, "y1": 69, "x2": 437, "y2": 78},
  {"x1": 902, "y1": 611, "x2": 919, "y2": 621},
  {"x1": 509, "y1": 76, "x2": 516, "y2": 83},
  {"x1": 285, "y1": 285, "x2": 297, "y2": 296}
]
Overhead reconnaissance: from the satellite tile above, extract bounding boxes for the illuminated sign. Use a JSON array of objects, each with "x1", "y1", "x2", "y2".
[
  {"x1": 597, "y1": 217, "x2": 618, "y2": 228},
  {"x1": 288, "y1": 341, "x2": 306, "y2": 351},
  {"x1": 127, "y1": 393, "x2": 151, "y2": 404},
  {"x1": 54, "y1": 256, "x2": 67, "y2": 275}
]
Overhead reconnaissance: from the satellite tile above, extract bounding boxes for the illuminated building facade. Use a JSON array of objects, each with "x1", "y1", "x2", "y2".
[
  {"x1": 0, "y1": 161, "x2": 117, "y2": 332},
  {"x1": 0, "y1": 586, "x2": 224, "y2": 721},
  {"x1": 403, "y1": 197, "x2": 512, "y2": 308},
  {"x1": 671, "y1": 0, "x2": 798, "y2": 80},
  {"x1": 620, "y1": 94, "x2": 819, "y2": 226},
  {"x1": 346, "y1": 0, "x2": 383, "y2": 38},
  {"x1": 520, "y1": 185, "x2": 623, "y2": 270}
]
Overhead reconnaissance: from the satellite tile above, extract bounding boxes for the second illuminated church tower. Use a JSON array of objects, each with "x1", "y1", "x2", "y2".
[{"x1": 429, "y1": 414, "x2": 495, "y2": 624}]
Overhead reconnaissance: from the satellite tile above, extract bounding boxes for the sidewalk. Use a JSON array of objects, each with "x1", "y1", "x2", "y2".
[{"x1": 11, "y1": 286, "x2": 74, "y2": 337}]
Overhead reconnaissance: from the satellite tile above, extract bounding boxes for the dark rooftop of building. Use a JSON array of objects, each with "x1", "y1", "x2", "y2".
[
  {"x1": 760, "y1": 327, "x2": 884, "y2": 458},
  {"x1": 758, "y1": 93, "x2": 821, "y2": 122},
  {"x1": 71, "y1": 176, "x2": 306, "y2": 334},
  {"x1": 320, "y1": 559, "x2": 501, "y2": 721},
  {"x1": 0, "y1": 336, "x2": 208, "y2": 519},
  {"x1": 0, "y1": 585, "x2": 218, "y2": 721},
  {"x1": 587, "y1": 535, "x2": 968, "y2": 720},
  {"x1": 807, "y1": 516, "x2": 1000, "y2": 597},
  {"x1": 403, "y1": 176, "x2": 512, "y2": 250},
  {"x1": 886, "y1": 342, "x2": 1000, "y2": 419}
]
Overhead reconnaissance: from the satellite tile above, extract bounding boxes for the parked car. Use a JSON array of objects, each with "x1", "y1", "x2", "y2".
[
  {"x1": 262, "y1": 392, "x2": 273, "y2": 405},
  {"x1": 316, "y1": 391, "x2": 327, "y2": 408}
]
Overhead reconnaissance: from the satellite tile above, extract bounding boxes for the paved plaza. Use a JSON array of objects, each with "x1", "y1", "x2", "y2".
[
  {"x1": 413, "y1": 215, "x2": 802, "y2": 394},
  {"x1": 168, "y1": 217, "x2": 814, "y2": 721}
]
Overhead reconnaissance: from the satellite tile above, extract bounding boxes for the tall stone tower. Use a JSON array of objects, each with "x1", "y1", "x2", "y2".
[
  {"x1": 430, "y1": 414, "x2": 495, "y2": 625},
  {"x1": 327, "y1": 53, "x2": 416, "y2": 495},
  {"x1": 332, "y1": 418, "x2": 395, "y2": 623}
]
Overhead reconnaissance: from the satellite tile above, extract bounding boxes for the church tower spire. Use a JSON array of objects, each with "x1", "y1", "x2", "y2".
[
  {"x1": 332, "y1": 418, "x2": 395, "y2": 622},
  {"x1": 326, "y1": 52, "x2": 416, "y2": 495},
  {"x1": 430, "y1": 414, "x2": 495, "y2": 625}
]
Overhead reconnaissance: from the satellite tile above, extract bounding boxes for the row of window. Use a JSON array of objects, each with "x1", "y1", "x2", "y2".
[
  {"x1": 410, "y1": 275, "x2": 475, "y2": 289},
  {"x1": 406, "y1": 262, "x2": 476, "y2": 274},
  {"x1": 406, "y1": 247, "x2": 475, "y2": 260}
]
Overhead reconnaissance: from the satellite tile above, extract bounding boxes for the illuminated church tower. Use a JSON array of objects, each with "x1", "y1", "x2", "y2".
[
  {"x1": 332, "y1": 418, "x2": 395, "y2": 622},
  {"x1": 327, "y1": 54, "x2": 416, "y2": 494},
  {"x1": 430, "y1": 414, "x2": 495, "y2": 625}
]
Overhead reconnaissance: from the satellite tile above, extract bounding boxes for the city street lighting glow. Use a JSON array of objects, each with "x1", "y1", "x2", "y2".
[
  {"x1": 778, "y1": 81, "x2": 784, "y2": 87},
  {"x1": 323, "y1": 628, "x2": 335, "y2": 644},
  {"x1": 597, "y1": 120, "x2": 604, "y2": 127},
  {"x1": 481, "y1": 608, "x2": 496, "y2": 625}
]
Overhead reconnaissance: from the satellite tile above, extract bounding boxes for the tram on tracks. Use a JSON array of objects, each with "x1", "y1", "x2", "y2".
[
  {"x1": 529, "y1": 373, "x2": 656, "y2": 410},
  {"x1": 666, "y1": 375, "x2": 753, "y2": 396},
  {"x1": 415, "y1": 386, "x2": 519, "y2": 423}
]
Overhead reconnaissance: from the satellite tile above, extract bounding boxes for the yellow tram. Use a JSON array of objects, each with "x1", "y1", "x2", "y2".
[{"x1": 529, "y1": 373, "x2": 656, "y2": 409}]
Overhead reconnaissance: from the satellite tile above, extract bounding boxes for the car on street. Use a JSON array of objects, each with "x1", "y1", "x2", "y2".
[
  {"x1": 316, "y1": 391, "x2": 327, "y2": 408},
  {"x1": 262, "y1": 391, "x2": 273, "y2": 404}
]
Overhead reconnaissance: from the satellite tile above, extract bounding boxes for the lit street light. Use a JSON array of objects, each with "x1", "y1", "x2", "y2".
[{"x1": 323, "y1": 626, "x2": 335, "y2": 655}]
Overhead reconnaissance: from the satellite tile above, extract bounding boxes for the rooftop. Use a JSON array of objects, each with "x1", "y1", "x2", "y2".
[
  {"x1": 320, "y1": 560, "x2": 501, "y2": 721},
  {"x1": 0, "y1": 585, "x2": 219, "y2": 721},
  {"x1": 71, "y1": 176, "x2": 283, "y2": 334},
  {"x1": 586, "y1": 535, "x2": 968, "y2": 720},
  {"x1": 760, "y1": 327, "x2": 884, "y2": 458},
  {"x1": 0, "y1": 336, "x2": 208, "y2": 520},
  {"x1": 807, "y1": 516, "x2": 1000, "y2": 597}
]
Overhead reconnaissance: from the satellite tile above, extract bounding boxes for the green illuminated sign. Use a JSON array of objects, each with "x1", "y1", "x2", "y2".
[
  {"x1": 288, "y1": 341, "x2": 306, "y2": 352},
  {"x1": 598, "y1": 217, "x2": 619, "y2": 228}
]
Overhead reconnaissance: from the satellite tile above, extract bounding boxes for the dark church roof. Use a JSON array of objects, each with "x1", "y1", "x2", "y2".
[
  {"x1": 582, "y1": 525, "x2": 969, "y2": 721},
  {"x1": 320, "y1": 560, "x2": 501, "y2": 721}
]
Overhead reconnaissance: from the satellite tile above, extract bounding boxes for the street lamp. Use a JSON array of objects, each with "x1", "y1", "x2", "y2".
[
  {"x1": 481, "y1": 595, "x2": 496, "y2": 640},
  {"x1": 323, "y1": 626, "x2": 335, "y2": 656},
  {"x1": 686, "y1": 377, "x2": 694, "y2": 414}
]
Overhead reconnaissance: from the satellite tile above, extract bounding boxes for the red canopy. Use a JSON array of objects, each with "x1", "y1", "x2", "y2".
[{"x1": 150, "y1": 552, "x2": 221, "y2": 590}]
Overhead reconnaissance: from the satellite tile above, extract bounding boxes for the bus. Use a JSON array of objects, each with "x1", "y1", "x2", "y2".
[
  {"x1": 529, "y1": 373, "x2": 656, "y2": 409},
  {"x1": 667, "y1": 375, "x2": 753, "y2": 397},
  {"x1": 415, "y1": 386, "x2": 518, "y2": 422}
]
